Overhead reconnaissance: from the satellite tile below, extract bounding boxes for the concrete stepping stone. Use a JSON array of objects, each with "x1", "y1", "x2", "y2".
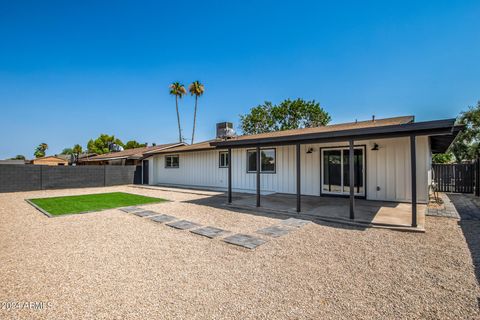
[
  {"x1": 191, "y1": 226, "x2": 229, "y2": 239},
  {"x1": 280, "y1": 218, "x2": 310, "y2": 228},
  {"x1": 148, "y1": 214, "x2": 177, "y2": 223},
  {"x1": 133, "y1": 210, "x2": 158, "y2": 217},
  {"x1": 166, "y1": 220, "x2": 201, "y2": 230},
  {"x1": 223, "y1": 234, "x2": 267, "y2": 249},
  {"x1": 119, "y1": 206, "x2": 143, "y2": 213},
  {"x1": 256, "y1": 225, "x2": 291, "y2": 238}
]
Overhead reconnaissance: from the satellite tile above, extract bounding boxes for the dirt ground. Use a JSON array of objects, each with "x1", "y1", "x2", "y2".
[{"x1": 0, "y1": 186, "x2": 478, "y2": 319}]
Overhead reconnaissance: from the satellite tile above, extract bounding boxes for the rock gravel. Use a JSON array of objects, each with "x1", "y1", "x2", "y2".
[{"x1": 0, "y1": 186, "x2": 479, "y2": 319}]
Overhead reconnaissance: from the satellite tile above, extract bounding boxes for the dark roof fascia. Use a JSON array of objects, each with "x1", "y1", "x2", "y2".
[
  {"x1": 210, "y1": 119, "x2": 458, "y2": 148},
  {"x1": 141, "y1": 147, "x2": 216, "y2": 159},
  {"x1": 142, "y1": 142, "x2": 187, "y2": 155}
]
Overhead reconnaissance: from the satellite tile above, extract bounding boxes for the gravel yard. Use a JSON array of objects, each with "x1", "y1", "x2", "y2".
[{"x1": 0, "y1": 186, "x2": 479, "y2": 319}]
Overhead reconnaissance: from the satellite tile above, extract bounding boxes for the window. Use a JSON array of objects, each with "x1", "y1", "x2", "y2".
[
  {"x1": 247, "y1": 149, "x2": 276, "y2": 173},
  {"x1": 165, "y1": 155, "x2": 179, "y2": 168},
  {"x1": 219, "y1": 151, "x2": 229, "y2": 168}
]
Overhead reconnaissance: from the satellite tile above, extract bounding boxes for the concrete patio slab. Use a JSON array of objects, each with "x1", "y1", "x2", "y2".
[
  {"x1": 119, "y1": 206, "x2": 143, "y2": 213},
  {"x1": 190, "y1": 226, "x2": 229, "y2": 238},
  {"x1": 148, "y1": 214, "x2": 177, "y2": 223},
  {"x1": 256, "y1": 225, "x2": 292, "y2": 238},
  {"x1": 132, "y1": 210, "x2": 158, "y2": 217},
  {"x1": 223, "y1": 234, "x2": 267, "y2": 249},
  {"x1": 281, "y1": 217, "x2": 311, "y2": 228},
  {"x1": 166, "y1": 220, "x2": 201, "y2": 230},
  {"x1": 232, "y1": 193, "x2": 426, "y2": 230}
]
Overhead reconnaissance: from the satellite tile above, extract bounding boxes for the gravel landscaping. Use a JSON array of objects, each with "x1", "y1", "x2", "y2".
[{"x1": 0, "y1": 186, "x2": 479, "y2": 319}]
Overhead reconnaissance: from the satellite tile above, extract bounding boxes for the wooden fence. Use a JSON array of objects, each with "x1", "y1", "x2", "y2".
[
  {"x1": 433, "y1": 163, "x2": 475, "y2": 193},
  {"x1": 476, "y1": 159, "x2": 480, "y2": 197}
]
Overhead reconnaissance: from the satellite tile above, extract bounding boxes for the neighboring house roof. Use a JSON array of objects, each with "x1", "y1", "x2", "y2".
[
  {"x1": 0, "y1": 160, "x2": 26, "y2": 165},
  {"x1": 77, "y1": 153, "x2": 97, "y2": 159},
  {"x1": 81, "y1": 143, "x2": 185, "y2": 162},
  {"x1": 32, "y1": 155, "x2": 69, "y2": 162},
  {"x1": 144, "y1": 140, "x2": 217, "y2": 155}
]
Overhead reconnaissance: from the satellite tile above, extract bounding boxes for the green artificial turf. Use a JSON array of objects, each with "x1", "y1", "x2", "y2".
[{"x1": 28, "y1": 192, "x2": 166, "y2": 216}]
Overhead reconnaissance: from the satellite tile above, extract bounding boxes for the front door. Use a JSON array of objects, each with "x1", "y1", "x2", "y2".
[
  {"x1": 321, "y1": 146, "x2": 365, "y2": 196},
  {"x1": 142, "y1": 160, "x2": 149, "y2": 185}
]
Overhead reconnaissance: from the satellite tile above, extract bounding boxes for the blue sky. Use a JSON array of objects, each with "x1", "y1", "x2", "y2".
[{"x1": 0, "y1": 1, "x2": 479, "y2": 159}]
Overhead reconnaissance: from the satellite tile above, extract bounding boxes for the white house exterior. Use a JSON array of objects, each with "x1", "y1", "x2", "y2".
[
  {"x1": 145, "y1": 116, "x2": 460, "y2": 209},
  {"x1": 147, "y1": 136, "x2": 431, "y2": 203}
]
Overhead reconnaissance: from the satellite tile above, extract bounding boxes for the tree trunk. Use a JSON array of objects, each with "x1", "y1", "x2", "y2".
[
  {"x1": 175, "y1": 95, "x2": 182, "y2": 142},
  {"x1": 191, "y1": 95, "x2": 198, "y2": 144}
]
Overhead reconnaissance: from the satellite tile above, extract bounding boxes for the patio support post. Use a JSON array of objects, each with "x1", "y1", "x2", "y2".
[
  {"x1": 410, "y1": 135, "x2": 417, "y2": 227},
  {"x1": 256, "y1": 146, "x2": 261, "y2": 207},
  {"x1": 228, "y1": 147, "x2": 232, "y2": 204},
  {"x1": 349, "y1": 139, "x2": 355, "y2": 219},
  {"x1": 296, "y1": 143, "x2": 301, "y2": 213}
]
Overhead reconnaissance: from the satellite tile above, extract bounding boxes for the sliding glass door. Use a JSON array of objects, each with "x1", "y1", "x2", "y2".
[{"x1": 322, "y1": 147, "x2": 365, "y2": 196}]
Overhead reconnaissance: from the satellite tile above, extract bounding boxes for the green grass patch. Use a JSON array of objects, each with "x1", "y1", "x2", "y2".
[{"x1": 28, "y1": 192, "x2": 167, "y2": 216}]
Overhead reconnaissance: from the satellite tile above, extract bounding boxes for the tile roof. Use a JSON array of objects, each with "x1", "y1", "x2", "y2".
[{"x1": 82, "y1": 143, "x2": 184, "y2": 161}]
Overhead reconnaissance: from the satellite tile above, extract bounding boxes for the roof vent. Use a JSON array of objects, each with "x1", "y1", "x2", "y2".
[{"x1": 216, "y1": 122, "x2": 236, "y2": 140}]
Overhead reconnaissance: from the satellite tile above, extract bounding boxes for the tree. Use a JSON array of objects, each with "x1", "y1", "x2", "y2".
[
  {"x1": 188, "y1": 80, "x2": 205, "y2": 144},
  {"x1": 72, "y1": 144, "x2": 83, "y2": 155},
  {"x1": 450, "y1": 101, "x2": 480, "y2": 162},
  {"x1": 61, "y1": 148, "x2": 73, "y2": 155},
  {"x1": 9, "y1": 155, "x2": 25, "y2": 160},
  {"x1": 34, "y1": 143, "x2": 48, "y2": 158},
  {"x1": 432, "y1": 153, "x2": 453, "y2": 164},
  {"x1": 169, "y1": 82, "x2": 187, "y2": 142},
  {"x1": 87, "y1": 134, "x2": 123, "y2": 155},
  {"x1": 124, "y1": 140, "x2": 147, "y2": 149},
  {"x1": 240, "y1": 99, "x2": 331, "y2": 135}
]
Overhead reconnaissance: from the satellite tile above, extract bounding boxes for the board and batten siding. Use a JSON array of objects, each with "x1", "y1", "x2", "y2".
[{"x1": 150, "y1": 136, "x2": 430, "y2": 203}]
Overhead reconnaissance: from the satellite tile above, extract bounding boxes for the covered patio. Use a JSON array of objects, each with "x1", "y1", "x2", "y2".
[{"x1": 211, "y1": 118, "x2": 461, "y2": 231}]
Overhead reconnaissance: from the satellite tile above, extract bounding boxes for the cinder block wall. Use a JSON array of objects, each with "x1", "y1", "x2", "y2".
[
  {"x1": 0, "y1": 165, "x2": 41, "y2": 192},
  {"x1": 105, "y1": 166, "x2": 136, "y2": 186},
  {"x1": 0, "y1": 165, "x2": 140, "y2": 193}
]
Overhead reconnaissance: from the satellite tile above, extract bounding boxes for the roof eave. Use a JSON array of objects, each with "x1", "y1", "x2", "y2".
[{"x1": 210, "y1": 119, "x2": 457, "y2": 148}]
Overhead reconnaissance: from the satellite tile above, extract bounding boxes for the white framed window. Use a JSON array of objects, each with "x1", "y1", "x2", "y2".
[
  {"x1": 247, "y1": 148, "x2": 276, "y2": 173},
  {"x1": 219, "y1": 151, "x2": 229, "y2": 168},
  {"x1": 165, "y1": 155, "x2": 179, "y2": 168}
]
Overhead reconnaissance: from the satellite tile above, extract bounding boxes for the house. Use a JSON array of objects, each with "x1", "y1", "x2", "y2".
[
  {"x1": 144, "y1": 116, "x2": 461, "y2": 228},
  {"x1": 30, "y1": 155, "x2": 69, "y2": 166},
  {"x1": 79, "y1": 143, "x2": 185, "y2": 166}
]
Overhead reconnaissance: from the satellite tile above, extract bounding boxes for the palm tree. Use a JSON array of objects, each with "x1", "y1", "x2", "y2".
[
  {"x1": 34, "y1": 143, "x2": 48, "y2": 158},
  {"x1": 169, "y1": 82, "x2": 187, "y2": 142},
  {"x1": 72, "y1": 144, "x2": 83, "y2": 164},
  {"x1": 188, "y1": 81, "x2": 205, "y2": 144}
]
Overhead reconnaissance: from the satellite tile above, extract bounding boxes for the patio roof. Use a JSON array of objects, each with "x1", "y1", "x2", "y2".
[{"x1": 211, "y1": 118, "x2": 461, "y2": 150}]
